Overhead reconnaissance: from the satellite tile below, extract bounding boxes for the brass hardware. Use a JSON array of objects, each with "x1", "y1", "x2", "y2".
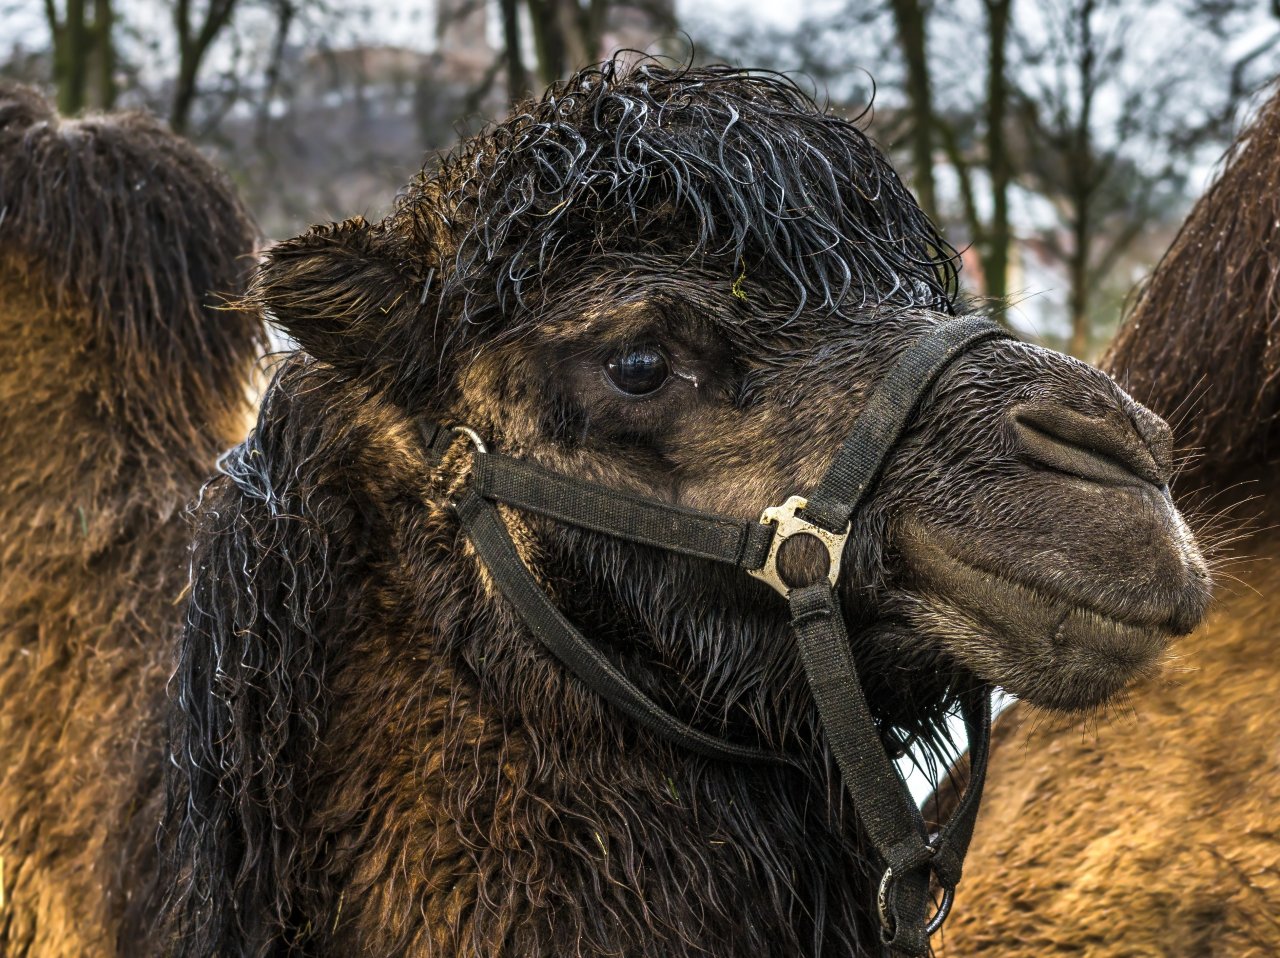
[{"x1": 746, "y1": 495, "x2": 849, "y2": 599}]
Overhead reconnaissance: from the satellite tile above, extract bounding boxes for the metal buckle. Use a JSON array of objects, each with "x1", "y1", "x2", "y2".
[
  {"x1": 746, "y1": 495, "x2": 849, "y2": 598},
  {"x1": 439, "y1": 426, "x2": 488, "y2": 511},
  {"x1": 450, "y1": 425, "x2": 488, "y2": 454},
  {"x1": 876, "y1": 857, "x2": 955, "y2": 942}
]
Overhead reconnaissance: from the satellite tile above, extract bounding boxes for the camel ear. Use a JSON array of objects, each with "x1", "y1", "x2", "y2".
[{"x1": 253, "y1": 216, "x2": 432, "y2": 381}]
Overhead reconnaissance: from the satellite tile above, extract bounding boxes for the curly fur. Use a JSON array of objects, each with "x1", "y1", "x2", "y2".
[
  {"x1": 0, "y1": 82, "x2": 261, "y2": 956},
  {"x1": 254, "y1": 60, "x2": 959, "y2": 402},
  {"x1": 159, "y1": 60, "x2": 1206, "y2": 958}
]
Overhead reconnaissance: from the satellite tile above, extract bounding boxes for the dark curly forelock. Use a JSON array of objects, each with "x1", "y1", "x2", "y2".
[{"x1": 407, "y1": 59, "x2": 958, "y2": 332}]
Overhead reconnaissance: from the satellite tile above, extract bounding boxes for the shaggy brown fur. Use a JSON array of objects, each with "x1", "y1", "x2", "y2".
[
  {"x1": 158, "y1": 60, "x2": 1207, "y2": 957},
  {"x1": 0, "y1": 82, "x2": 261, "y2": 956},
  {"x1": 934, "y1": 85, "x2": 1280, "y2": 957},
  {"x1": 1105, "y1": 90, "x2": 1280, "y2": 481}
]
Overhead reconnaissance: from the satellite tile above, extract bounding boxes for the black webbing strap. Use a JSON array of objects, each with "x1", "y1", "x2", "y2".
[
  {"x1": 789, "y1": 584, "x2": 992, "y2": 956},
  {"x1": 471, "y1": 453, "x2": 776, "y2": 569},
  {"x1": 930, "y1": 690, "x2": 992, "y2": 889},
  {"x1": 424, "y1": 317, "x2": 1010, "y2": 954},
  {"x1": 420, "y1": 424, "x2": 775, "y2": 570},
  {"x1": 452, "y1": 485, "x2": 787, "y2": 765},
  {"x1": 802, "y1": 316, "x2": 1013, "y2": 534}
]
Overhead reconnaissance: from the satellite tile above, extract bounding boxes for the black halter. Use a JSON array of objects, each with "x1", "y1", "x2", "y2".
[{"x1": 420, "y1": 315, "x2": 1012, "y2": 956}]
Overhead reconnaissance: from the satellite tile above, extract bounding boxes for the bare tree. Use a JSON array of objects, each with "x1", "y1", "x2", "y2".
[
  {"x1": 980, "y1": 0, "x2": 1012, "y2": 302},
  {"x1": 887, "y1": 0, "x2": 938, "y2": 223},
  {"x1": 923, "y1": 0, "x2": 1014, "y2": 303},
  {"x1": 1178, "y1": 0, "x2": 1280, "y2": 144},
  {"x1": 1010, "y1": 0, "x2": 1218, "y2": 356},
  {"x1": 43, "y1": 0, "x2": 115, "y2": 114},
  {"x1": 692, "y1": 0, "x2": 1277, "y2": 340},
  {"x1": 500, "y1": 0, "x2": 531, "y2": 102},
  {"x1": 171, "y1": 0, "x2": 239, "y2": 134}
]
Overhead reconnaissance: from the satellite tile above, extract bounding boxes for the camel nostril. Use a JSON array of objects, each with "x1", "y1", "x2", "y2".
[{"x1": 1010, "y1": 402, "x2": 1170, "y2": 489}]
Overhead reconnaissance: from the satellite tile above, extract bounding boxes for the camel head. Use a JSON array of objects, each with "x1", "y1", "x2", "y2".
[
  {"x1": 254, "y1": 63, "x2": 1208, "y2": 729},
  {"x1": 166, "y1": 60, "x2": 1215, "y2": 955}
]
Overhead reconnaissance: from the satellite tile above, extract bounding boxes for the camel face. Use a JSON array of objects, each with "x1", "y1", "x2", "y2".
[
  {"x1": 445, "y1": 291, "x2": 1209, "y2": 715},
  {"x1": 257, "y1": 64, "x2": 1209, "y2": 741}
]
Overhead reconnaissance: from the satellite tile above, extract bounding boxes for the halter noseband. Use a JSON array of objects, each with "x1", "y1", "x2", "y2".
[{"x1": 420, "y1": 316, "x2": 1011, "y2": 955}]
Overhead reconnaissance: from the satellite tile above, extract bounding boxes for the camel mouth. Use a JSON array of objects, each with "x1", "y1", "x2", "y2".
[{"x1": 894, "y1": 526, "x2": 1192, "y2": 710}]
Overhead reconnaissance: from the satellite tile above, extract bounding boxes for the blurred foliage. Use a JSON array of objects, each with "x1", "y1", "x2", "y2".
[
  {"x1": 7, "y1": 0, "x2": 1280, "y2": 355},
  {"x1": 688, "y1": 0, "x2": 1280, "y2": 354}
]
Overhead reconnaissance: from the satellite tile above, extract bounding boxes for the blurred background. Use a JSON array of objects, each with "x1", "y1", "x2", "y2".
[{"x1": 6, "y1": 0, "x2": 1280, "y2": 355}]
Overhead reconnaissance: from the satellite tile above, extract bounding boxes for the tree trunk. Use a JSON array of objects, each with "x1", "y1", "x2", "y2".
[
  {"x1": 888, "y1": 0, "x2": 939, "y2": 224},
  {"x1": 90, "y1": 0, "x2": 115, "y2": 108},
  {"x1": 46, "y1": 0, "x2": 115, "y2": 114},
  {"x1": 981, "y1": 0, "x2": 1011, "y2": 304},
  {"x1": 585, "y1": 0, "x2": 612, "y2": 57},
  {"x1": 521, "y1": 0, "x2": 613, "y2": 87},
  {"x1": 557, "y1": 0, "x2": 590, "y2": 74},
  {"x1": 501, "y1": 0, "x2": 531, "y2": 103},
  {"x1": 1067, "y1": 0, "x2": 1097, "y2": 358},
  {"x1": 1068, "y1": 229, "x2": 1090, "y2": 357},
  {"x1": 171, "y1": 57, "x2": 200, "y2": 135},
  {"x1": 525, "y1": 0, "x2": 564, "y2": 87},
  {"x1": 254, "y1": 0, "x2": 295, "y2": 150},
  {"x1": 48, "y1": 0, "x2": 87, "y2": 115},
  {"x1": 171, "y1": 0, "x2": 240, "y2": 135}
]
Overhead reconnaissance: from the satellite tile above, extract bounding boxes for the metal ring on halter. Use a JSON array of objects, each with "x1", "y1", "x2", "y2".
[
  {"x1": 442, "y1": 426, "x2": 488, "y2": 511},
  {"x1": 745, "y1": 494, "x2": 850, "y2": 598},
  {"x1": 876, "y1": 865, "x2": 956, "y2": 940},
  {"x1": 451, "y1": 425, "x2": 488, "y2": 454}
]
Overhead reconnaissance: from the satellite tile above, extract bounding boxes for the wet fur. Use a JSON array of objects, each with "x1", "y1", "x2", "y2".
[
  {"x1": 160, "y1": 60, "x2": 1206, "y2": 957},
  {"x1": 163, "y1": 61, "x2": 955, "y2": 956},
  {"x1": 0, "y1": 83, "x2": 261, "y2": 956}
]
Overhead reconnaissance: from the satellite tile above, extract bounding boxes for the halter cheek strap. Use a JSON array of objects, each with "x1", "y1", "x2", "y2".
[{"x1": 421, "y1": 316, "x2": 1011, "y2": 956}]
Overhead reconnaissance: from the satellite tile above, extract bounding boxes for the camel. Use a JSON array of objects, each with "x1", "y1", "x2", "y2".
[
  {"x1": 155, "y1": 60, "x2": 1210, "y2": 957},
  {"x1": 933, "y1": 84, "x2": 1280, "y2": 957},
  {"x1": 0, "y1": 83, "x2": 262, "y2": 956}
]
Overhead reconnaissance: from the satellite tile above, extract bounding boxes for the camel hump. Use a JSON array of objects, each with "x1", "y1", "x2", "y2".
[
  {"x1": 1105, "y1": 84, "x2": 1280, "y2": 487},
  {"x1": 0, "y1": 80, "x2": 263, "y2": 449}
]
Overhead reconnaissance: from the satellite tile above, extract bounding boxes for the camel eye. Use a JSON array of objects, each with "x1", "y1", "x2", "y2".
[{"x1": 605, "y1": 346, "x2": 670, "y2": 396}]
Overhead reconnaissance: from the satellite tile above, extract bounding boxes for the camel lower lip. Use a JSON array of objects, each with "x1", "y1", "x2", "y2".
[
  {"x1": 898, "y1": 531, "x2": 1178, "y2": 709},
  {"x1": 904, "y1": 533, "x2": 1177, "y2": 633}
]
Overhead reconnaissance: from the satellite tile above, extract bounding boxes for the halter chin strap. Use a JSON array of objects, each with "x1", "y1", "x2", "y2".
[{"x1": 421, "y1": 316, "x2": 1012, "y2": 955}]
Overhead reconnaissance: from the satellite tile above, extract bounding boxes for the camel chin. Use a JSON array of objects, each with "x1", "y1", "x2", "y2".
[{"x1": 896, "y1": 508, "x2": 1209, "y2": 711}]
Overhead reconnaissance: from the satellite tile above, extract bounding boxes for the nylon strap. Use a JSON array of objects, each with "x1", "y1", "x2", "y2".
[
  {"x1": 803, "y1": 316, "x2": 1013, "y2": 534},
  {"x1": 453, "y1": 486, "x2": 786, "y2": 765},
  {"x1": 420, "y1": 424, "x2": 775, "y2": 570},
  {"x1": 471, "y1": 453, "x2": 776, "y2": 569},
  {"x1": 425, "y1": 317, "x2": 1010, "y2": 955},
  {"x1": 790, "y1": 583, "x2": 991, "y2": 956}
]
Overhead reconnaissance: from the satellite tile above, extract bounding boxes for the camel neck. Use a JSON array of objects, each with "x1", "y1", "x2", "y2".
[{"x1": 318, "y1": 626, "x2": 881, "y2": 956}]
